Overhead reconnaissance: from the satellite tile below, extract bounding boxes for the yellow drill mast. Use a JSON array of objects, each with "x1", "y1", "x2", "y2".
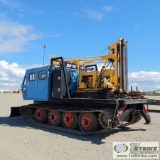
[{"x1": 74, "y1": 38, "x2": 128, "y2": 93}]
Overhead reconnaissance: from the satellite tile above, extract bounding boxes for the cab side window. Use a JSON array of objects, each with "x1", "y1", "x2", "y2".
[
  {"x1": 39, "y1": 70, "x2": 47, "y2": 80},
  {"x1": 29, "y1": 73, "x2": 36, "y2": 81}
]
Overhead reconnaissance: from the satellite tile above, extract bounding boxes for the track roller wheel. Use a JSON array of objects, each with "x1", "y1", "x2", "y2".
[
  {"x1": 78, "y1": 113, "x2": 99, "y2": 132},
  {"x1": 62, "y1": 112, "x2": 78, "y2": 129},
  {"x1": 34, "y1": 108, "x2": 47, "y2": 123},
  {"x1": 48, "y1": 110, "x2": 61, "y2": 126}
]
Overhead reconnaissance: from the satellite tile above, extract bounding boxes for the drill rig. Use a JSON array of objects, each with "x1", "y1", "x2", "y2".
[
  {"x1": 11, "y1": 38, "x2": 151, "y2": 135},
  {"x1": 69, "y1": 38, "x2": 128, "y2": 98}
]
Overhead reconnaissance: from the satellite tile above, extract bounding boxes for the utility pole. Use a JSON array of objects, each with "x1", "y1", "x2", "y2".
[{"x1": 43, "y1": 45, "x2": 46, "y2": 66}]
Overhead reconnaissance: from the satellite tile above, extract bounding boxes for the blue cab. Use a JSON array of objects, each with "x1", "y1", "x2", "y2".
[{"x1": 21, "y1": 65, "x2": 78, "y2": 101}]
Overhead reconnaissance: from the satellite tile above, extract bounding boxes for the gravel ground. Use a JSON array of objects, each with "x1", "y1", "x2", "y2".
[{"x1": 0, "y1": 94, "x2": 159, "y2": 160}]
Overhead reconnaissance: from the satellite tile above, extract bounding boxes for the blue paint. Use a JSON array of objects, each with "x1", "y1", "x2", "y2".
[
  {"x1": 70, "y1": 71, "x2": 78, "y2": 95},
  {"x1": 21, "y1": 66, "x2": 78, "y2": 101},
  {"x1": 21, "y1": 66, "x2": 51, "y2": 101}
]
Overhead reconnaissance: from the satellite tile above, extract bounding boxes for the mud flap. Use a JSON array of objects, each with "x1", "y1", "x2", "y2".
[
  {"x1": 140, "y1": 110, "x2": 151, "y2": 124},
  {"x1": 10, "y1": 107, "x2": 21, "y2": 117}
]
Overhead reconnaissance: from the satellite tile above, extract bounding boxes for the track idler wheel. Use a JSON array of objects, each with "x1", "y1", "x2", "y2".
[
  {"x1": 34, "y1": 108, "x2": 47, "y2": 123},
  {"x1": 48, "y1": 110, "x2": 62, "y2": 126},
  {"x1": 62, "y1": 112, "x2": 78, "y2": 129},
  {"x1": 98, "y1": 112, "x2": 109, "y2": 129},
  {"x1": 78, "y1": 113, "x2": 99, "y2": 132},
  {"x1": 26, "y1": 107, "x2": 34, "y2": 115}
]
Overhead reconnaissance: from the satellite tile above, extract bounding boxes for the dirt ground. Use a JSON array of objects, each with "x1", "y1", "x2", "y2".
[{"x1": 0, "y1": 94, "x2": 159, "y2": 160}]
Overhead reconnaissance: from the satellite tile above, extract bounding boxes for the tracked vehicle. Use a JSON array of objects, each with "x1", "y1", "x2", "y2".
[{"x1": 11, "y1": 38, "x2": 151, "y2": 135}]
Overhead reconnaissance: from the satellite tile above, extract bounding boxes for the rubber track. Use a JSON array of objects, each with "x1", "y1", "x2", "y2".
[
  {"x1": 19, "y1": 104, "x2": 142, "y2": 135},
  {"x1": 19, "y1": 104, "x2": 112, "y2": 136}
]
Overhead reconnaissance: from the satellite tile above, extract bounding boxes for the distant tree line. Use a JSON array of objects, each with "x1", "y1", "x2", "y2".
[{"x1": 144, "y1": 91, "x2": 160, "y2": 96}]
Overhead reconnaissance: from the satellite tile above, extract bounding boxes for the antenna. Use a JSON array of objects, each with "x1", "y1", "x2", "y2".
[{"x1": 43, "y1": 45, "x2": 46, "y2": 66}]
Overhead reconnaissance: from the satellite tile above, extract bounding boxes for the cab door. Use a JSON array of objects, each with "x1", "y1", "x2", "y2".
[
  {"x1": 36, "y1": 66, "x2": 50, "y2": 101},
  {"x1": 22, "y1": 69, "x2": 38, "y2": 100}
]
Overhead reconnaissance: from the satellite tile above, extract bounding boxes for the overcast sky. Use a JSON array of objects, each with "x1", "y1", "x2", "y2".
[{"x1": 0, "y1": 0, "x2": 160, "y2": 91}]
